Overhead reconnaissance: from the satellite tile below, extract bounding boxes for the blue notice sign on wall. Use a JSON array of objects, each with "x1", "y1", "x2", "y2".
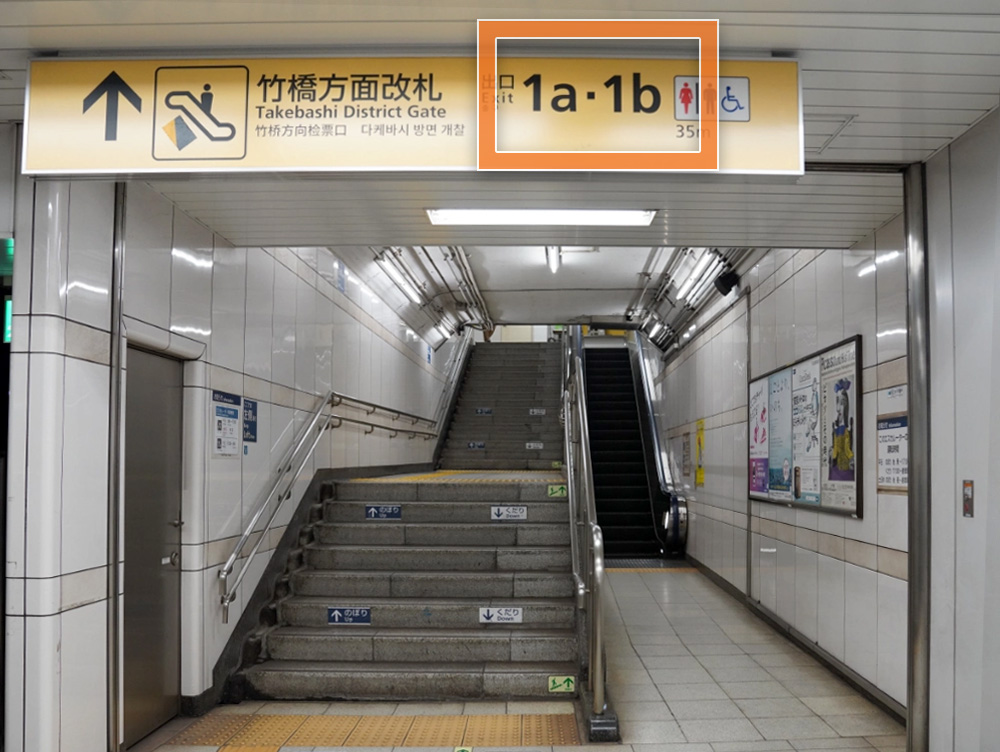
[
  {"x1": 336, "y1": 262, "x2": 347, "y2": 293},
  {"x1": 212, "y1": 390, "x2": 241, "y2": 406},
  {"x1": 243, "y1": 399, "x2": 258, "y2": 442},
  {"x1": 327, "y1": 607, "x2": 371, "y2": 625},
  {"x1": 365, "y1": 505, "x2": 402, "y2": 520}
]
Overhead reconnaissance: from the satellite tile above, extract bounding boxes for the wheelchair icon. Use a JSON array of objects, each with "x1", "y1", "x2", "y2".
[{"x1": 721, "y1": 85, "x2": 744, "y2": 114}]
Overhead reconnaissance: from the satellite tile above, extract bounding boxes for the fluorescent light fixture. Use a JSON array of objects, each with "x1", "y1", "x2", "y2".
[
  {"x1": 545, "y1": 246, "x2": 561, "y2": 274},
  {"x1": 675, "y1": 250, "x2": 713, "y2": 301},
  {"x1": 435, "y1": 325, "x2": 452, "y2": 340},
  {"x1": 377, "y1": 256, "x2": 423, "y2": 305},
  {"x1": 649, "y1": 322, "x2": 663, "y2": 339},
  {"x1": 688, "y1": 257, "x2": 723, "y2": 305},
  {"x1": 426, "y1": 209, "x2": 656, "y2": 226}
]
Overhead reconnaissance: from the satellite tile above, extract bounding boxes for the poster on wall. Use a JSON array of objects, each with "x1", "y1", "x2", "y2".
[
  {"x1": 767, "y1": 369, "x2": 793, "y2": 501},
  {"x1": 212, "y1": 390, "x2": 242, "y2": 458},
  {"x1": 877, "y1": 385, "x2": 908, "y2": 494},
  {"x1": 820, "y1": 340, "x2": 858, "y2": 511},
  {"x1": 682, "y1": 432, "x2": 692, "y2": 477},
  {"x1": 748, "y1": 378, "x2": 769, "y2": 497},
  {"x1": 791, "y1": 358, "x2": 821, "y2": 504},
  {"x1": 747, "y1": 336, "x2": 861, "y2": 517},
  {"x1": 695, "y1": 420, "x2": 705, "y2": 487}
]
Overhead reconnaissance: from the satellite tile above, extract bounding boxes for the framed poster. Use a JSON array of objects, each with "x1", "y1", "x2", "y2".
[
  {"x1": 791, "y1": 358, "x2": 821, "y2": 504},
  {"x1": 767, "y1": 369, "x2": 793, "y2": 502},
  {"x1": 748, "y1": 378, "x2": 769, "y2": 496},
  {"x1": 748, "y1": 336, "x2": 862, "y2": 517}
]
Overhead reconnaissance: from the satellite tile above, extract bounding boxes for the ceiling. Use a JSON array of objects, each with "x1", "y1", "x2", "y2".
[{"x1": 3, "y1": 2, "x2": 997, "y2": 333}]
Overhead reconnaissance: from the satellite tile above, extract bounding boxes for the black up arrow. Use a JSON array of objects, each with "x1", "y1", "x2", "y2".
[{"x1": 82, "y1": 71, "x2": 142, "y2": 141}]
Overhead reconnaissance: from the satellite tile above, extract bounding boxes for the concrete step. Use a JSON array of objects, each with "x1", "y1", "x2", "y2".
[
  {"x1": 243, "y1": 660, "x2": 579, "y2": 701},
  {"x1": 444, "y1": 433, "x2": 564, "y2": 444},
  {"x1": 439, "y1": 453, "x2": 564, "y2": 464},
  {"x1": 463, "y1": 370, "x2": 561, "y2": 380},
  {"x1": 450, "y1": 409, "x2": 560, "y2": 420},
  {"x1": 315, "y1": 522, "x2": 570, "y2": 547},
  {"x1": 278, "y1": 595, "x2": 576, "y2": 629},
  {"x1": 442, "y1": 440, "x2": 563, "y2": 452},
  {"x1": 325, "y1": 501, "x2": 570, "y2": 524},
  {"x1": 457, "y1": 397, "x2": 562, "y2": 407},
  {"x1": 439, "y1": 458, "x2": 562, "y2": 471},
  {"x1": 305, "y1": 544, "x2": 572, "y2": 572},
  {"x1": 290, "y1": 570, "x2": 576, "y2": 599},
  {"x1": 333, "y1": 482, "x2": 562, "y2": 502},
  {"x1": 267, "y1": 626, "x2": 577, "y2": 663}
]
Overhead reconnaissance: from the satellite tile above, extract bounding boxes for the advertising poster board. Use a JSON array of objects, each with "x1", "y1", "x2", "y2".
[
  {"x1": 748, "y1": 336, "x2": 862, "y2": 517},
  {"x1": 791, "y1": 357, "x2": 821, "y2": 504},
  {"x1": 767, "y1": 369, "x2": 793, "y2": 502},
  {"x1": 748, "y1": 377, "x2": 769, "y2": 497},
  {"x1": 819, "y1": 341, "x2": 858, "y2": 511}
]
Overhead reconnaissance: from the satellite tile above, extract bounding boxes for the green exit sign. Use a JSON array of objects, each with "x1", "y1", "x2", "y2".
[{"x1": 4, "y1": 298, "x2": 11, "y2": 344}]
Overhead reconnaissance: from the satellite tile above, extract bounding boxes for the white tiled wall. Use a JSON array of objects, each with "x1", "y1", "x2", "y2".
[
  {"x1": 925, "y1": 107, "x2": 1000, "y2": 751},
  {"x1": 6, "y1": 175, "x2": 455, "y2": 752},
  {"x1": 648, "y1": 216, "x2": 909, "y2": 709},
  {"x1": 120, "y1": 182, "x2": 453, "y2": 695}
]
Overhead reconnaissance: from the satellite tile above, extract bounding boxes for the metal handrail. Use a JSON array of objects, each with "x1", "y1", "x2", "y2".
[
  {"x1": 331, "y1": 392, "x2": 436, "y2": 426},
  {"x1": 632, "y1": 333, "x2": 673, "y2": 491},
  {"x1": 562, "y1": 379, "x2": 586, "y2": 608},
  {"x1": 219, "y1": 390, "x2": 334, "y2": 622},
  {"x1": 219, "y1": 336, "x2": 469, "y2": 623},
  {"x1": 328, "y1": 413, "x2": 436, "y2": 439},
  {"x1": 563, "y1": 328, "x2": 607, "y2": 719},
  {"x1": 432, "y1": 328, "x2": 473, "y2": 427}
]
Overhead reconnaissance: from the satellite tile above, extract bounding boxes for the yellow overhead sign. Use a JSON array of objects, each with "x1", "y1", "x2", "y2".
[{"x1": 23, "y1": 57, "x2": 801, "y2": 175}]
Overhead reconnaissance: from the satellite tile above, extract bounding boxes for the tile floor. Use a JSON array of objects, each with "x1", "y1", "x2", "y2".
[
  {"x1": 132, "y1": 568, "x2": 906, "y2": 752},
  {"x1": 602, "y1": 568, "x2": 905, "y2": 752}
]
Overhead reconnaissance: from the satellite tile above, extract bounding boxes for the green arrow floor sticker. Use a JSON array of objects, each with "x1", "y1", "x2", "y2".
[
  {"x1": 548, "y1": 674, "x2": 576, "y2": 693},
  {"x1": 455, "y1": 747, "x2": 474, "y2": 752},
  {"x1": 547, "y1": 484, "x2": 568, "y2": 498}
]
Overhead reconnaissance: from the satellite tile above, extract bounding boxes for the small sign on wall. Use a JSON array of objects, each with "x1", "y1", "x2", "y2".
[
  {"x1": 695, "y1": 420, "x2": 705, "y2": 487},
  {"x1": 243, "y1": 398, "x2": 258, "y2": 443},
  {"x1": 877, "y1": 385, "x2": 908, "y2": 495},
  {"x1": 212, "y1": 390, "x2": 241, "y2": 458}
]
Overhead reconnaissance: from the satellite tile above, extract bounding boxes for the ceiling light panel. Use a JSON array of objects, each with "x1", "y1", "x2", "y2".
[{"x1": 426, "y1": 209, "x2": 656, "y2": 226}]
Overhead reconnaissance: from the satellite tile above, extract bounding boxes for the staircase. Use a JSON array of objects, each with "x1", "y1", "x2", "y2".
[
  {"x1": 242, "y1": 485, "x2": 578, "y2": 700},
  {"x1": 439, "y1": 343, "x2": 563, "y2": 470},
  {"x1": 584, "y1": 348, "x2": 661, "y2": 558}
]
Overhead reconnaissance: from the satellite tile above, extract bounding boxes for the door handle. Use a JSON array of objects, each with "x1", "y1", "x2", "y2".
[
  {"x1": 169, "y1": 519, "x2": 184, "y2": 528},
  {"x1": 168, "y1": 551, "x2": 180, "y2": 567}
]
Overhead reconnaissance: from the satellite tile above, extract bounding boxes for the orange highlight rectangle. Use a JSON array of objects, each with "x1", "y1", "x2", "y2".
[{"x1": 477, "y1": 19, "x2": 719, "y2": 170}]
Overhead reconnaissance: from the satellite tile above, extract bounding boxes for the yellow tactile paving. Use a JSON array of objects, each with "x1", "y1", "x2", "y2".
[
  {"x1": 285, "y1": 714, "x2": 361, "y2": 746},
  {"x1": 403, "y1": 714, "x2": 470, "y2": 746},
  {"x1": 463, "y1": 713, "x2": 523, "y2": 746},
  {"x1": 226, "y1": 714, "x2": 308, "y2": 746},
  {"x1": 165, "y1": 710, "x2": 581, "y2": 748},
  {"x1": 344, "y1": 714, "x2": 416, "y2": 746},
  {"x1": 522, "y1": 713, "x2": 580, "y2": 745},
  {"x1": 168, "y1": 713, "x2": 252, "y2": 745}
]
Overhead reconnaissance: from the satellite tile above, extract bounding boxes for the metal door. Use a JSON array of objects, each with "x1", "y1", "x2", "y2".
[{"x1": 123, "y1": 347, "x2": 183, "y2": 746}]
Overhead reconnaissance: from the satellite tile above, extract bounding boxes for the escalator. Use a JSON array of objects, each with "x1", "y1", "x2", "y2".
[{"x1": 583, "y1": 348, "x2": 662, "y2": 558}]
